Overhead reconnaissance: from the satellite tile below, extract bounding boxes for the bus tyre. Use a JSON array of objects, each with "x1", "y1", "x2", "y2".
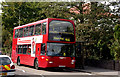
[
  {"x1": 17, "y1": 57, "x2": 21, "y2": 66},
  {"x1": 34, "y1": 59, "x2": 39, "y2": 70}
]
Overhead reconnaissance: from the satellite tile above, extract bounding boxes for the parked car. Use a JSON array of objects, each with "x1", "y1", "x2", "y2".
[{"x1": 0, "y1": 55, "x2": 15, "y2": 76}]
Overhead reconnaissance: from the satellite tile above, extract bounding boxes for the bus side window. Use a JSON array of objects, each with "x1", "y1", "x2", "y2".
[
  {"x1": 27, "y1": 45, "x2": 31, "y2": 55},
  {"x1": 35, "y1": 23, "x2": 41, "y2": 35},
  {"x1": 42, "y1": 22, "x2": 46, "y2": 34},
  {"x1": 15, "y1": 29, "x2": 19, "y2": 38},
  {"x1": 24, "y1": 27, "x2": 28, "y2": 37},
  {"x1": 18, "y1": 45, "x2": 22, "y2": 54},
  {"x1": 29, "y1": 25, "x2": 34, "y2": 36},
  {"x1": 23, "y1": 45, "x2": 27, "y2": 54},
  {"x1": 19, "y1": 28, "x2": 23, "y2": 37},
  {"x1": 41, "y1": 43, "x2": 45, "y2": 55}
]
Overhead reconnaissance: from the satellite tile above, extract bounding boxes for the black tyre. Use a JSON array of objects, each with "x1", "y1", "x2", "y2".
[
  {"x1": 17, "y1": 57, "x2": 21, "y2": 66},
  {"x1": 34, "y1": 59, "x2": 39, "y2": 70}
]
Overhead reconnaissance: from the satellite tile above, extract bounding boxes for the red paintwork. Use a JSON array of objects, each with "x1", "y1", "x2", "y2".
[
  {"x1": 41, "y1": 56, "x2": 75, "y2": 68},
  {"x1": 11, "y1": 18, "x2": 76, "y2": 68}
]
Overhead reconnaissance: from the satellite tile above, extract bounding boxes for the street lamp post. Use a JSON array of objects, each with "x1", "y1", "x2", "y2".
[{"x1": 19, "y1": 10, "x2": 20, "y2": 26}]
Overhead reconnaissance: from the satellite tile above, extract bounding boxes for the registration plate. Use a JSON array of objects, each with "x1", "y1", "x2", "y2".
[{"x1": 59, "y1": 65, "x2": 66, "y2": 67}]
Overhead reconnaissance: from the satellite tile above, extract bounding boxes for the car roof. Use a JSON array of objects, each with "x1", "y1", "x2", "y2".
[{"x1": 0, "y1": 55, "x2": 10, "y2": 57}]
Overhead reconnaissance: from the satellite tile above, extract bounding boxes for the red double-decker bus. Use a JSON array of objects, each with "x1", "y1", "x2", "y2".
[{"x1": 11, "y1": 18, "x2": 76, "y2": 69}]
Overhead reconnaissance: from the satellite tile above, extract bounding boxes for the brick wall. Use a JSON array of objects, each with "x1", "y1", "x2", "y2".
[
  {"x1": 115, "y1": 60, "x2": 120, "y2": 71},
  {"x1": 75, "y1": 57, "x2": 84, "y2": 69},
  {"x1": 84, "y1": 59, "x2": 120, "y2": 71}
]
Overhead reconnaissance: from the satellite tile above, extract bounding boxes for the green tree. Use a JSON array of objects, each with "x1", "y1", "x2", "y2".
[
  {"x1": 72, "y1": 2, "x2": 118, "y2": 60},
  {"x1": 110, "y1": 24, "x2": 120, "y2": 60},
  {"x1": 2, "y1": 26, "x2": 12, "y2": 54}
]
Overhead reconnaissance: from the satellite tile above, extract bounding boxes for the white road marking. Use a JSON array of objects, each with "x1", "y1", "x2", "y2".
[
  {"x1": 26, "y1": 72, "x2": 44, "y2": 77},
  {"x1": 88, "y1": 73, "x2": 93, "y2": 75},
  {"x1": 22, "y1": 70, "x2": 25, "y2": 72},
  {"x1": 16, "y1": 68, "x2": 44, "y2": 77},
  {"x1": 16, "y1": 68, "x2": 25, "y2": 73}
]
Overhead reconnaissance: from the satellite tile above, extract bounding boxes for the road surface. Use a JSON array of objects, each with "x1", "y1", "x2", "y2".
[
  {"x1": 14, "y1": 64, "x2": 117, "y2": 77},
  {"x1": 14, "y1": 63, "x2": 93, "y2": 76}
]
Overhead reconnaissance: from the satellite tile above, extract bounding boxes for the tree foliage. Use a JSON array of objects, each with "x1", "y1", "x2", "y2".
[
  {"x1": 73, "y1": 2, "x2": 119, "y2": 60},
  {"x1": 1, "y1": 2, "x2": 120, "y2": 60},
  {"x1": 110, "y1": 24, "x2": 120, "y2": 60}
]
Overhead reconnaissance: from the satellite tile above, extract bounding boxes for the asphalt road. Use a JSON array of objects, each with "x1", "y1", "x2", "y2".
[
  {"x1": 14, "y1": 64, "x2": 118, "y2": 77},
  {"x1": 14, "y1": 63, "x2": 94, "y2": 76}
]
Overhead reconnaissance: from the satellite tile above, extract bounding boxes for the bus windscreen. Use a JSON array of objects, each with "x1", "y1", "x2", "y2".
[{"x1": 47, "y1": 43, "x2": 75, "y2": 57}]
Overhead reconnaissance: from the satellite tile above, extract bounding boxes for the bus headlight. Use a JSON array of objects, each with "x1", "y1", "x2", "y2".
[
  {"x1": 71, "y1": 60, "x2": 75, "y2": 64},
  {"x1": 49, "y1": 61, "x2": 53, "y2": 64}
]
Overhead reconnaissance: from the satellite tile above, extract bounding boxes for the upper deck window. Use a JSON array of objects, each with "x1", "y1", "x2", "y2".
[
  {"x1": 19, "y1": 28, "x2": 23, "y2": 37},
  {"x1": 49, "y1": 20, "x2": 75, "y2": 42},
  {"x1": 35, "y1": 23, "x2": 41, "y2": 35},
  {"x1": 49, "y1": 21, "x2": 74, "y2": 34},
  {"x1": 42, "y1": 22, "x2": 46, "y2": 34},
  {"x1": 15, "y1": 29, "x2": 19, "y2": 38},
  {"x1": 29, "y1": 25, "x2": 34, "y2": 36},
  {"x1": 24, "y1": 27, "x2": 28, "y2": 37}
]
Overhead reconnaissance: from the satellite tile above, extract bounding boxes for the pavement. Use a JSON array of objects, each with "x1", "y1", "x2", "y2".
[{"x1": 78, "y1": 66, "x2": 119, "y2": 75}]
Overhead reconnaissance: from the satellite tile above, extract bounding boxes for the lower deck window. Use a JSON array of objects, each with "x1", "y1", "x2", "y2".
[{"x1": 16, "y1": 45, "x2": 31, "y2": 54}]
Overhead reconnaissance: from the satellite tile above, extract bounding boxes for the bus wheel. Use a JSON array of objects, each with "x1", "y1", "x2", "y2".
[
  {"x1": 17, "y1": 57, "x2": 21, "y2": 66},
  {"x1": 34, "y1": 59, "x2": 39, "y2": 70}
]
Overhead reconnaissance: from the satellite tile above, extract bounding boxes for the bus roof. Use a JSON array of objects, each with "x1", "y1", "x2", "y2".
[
  {"x1": 14, "y1": 18, "x2": 73, "y2": 29},
  {"x1": 14, "y1": 18, "x2": 48, "y2": 29}
]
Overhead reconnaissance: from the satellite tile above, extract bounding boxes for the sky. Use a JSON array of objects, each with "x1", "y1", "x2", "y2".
[
  {"x1": 0, "y1": 1, "x2": 119, "y2": 15},
  {"x1": 1, "y1": 0, "x2": 5, "y2": 2},
  {"x1": 0, "y1": 0, "x2": 3, "y2": 14},
  {"x1": 0, "y1": 5, "x2": 2, "y2": 15}
]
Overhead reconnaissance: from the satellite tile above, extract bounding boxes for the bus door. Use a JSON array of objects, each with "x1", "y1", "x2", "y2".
[
  {"x1": 36, "y1": 43, "x2": 42, "y2": 67},
  {"x1": 39, "y1": 43, "x2": 46, "y2": 67},
  {"x1": 36, "y1": 43, "x2": 41, "y2": 57}
]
